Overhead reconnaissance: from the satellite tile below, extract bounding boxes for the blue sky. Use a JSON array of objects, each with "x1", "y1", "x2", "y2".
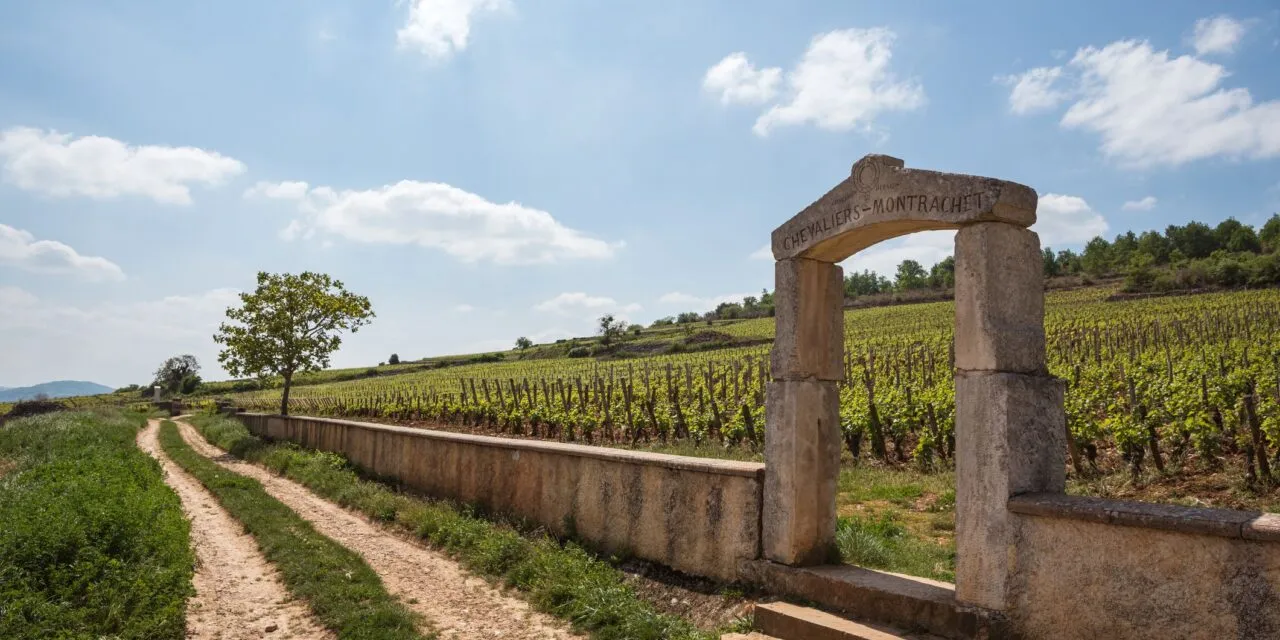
[{"x1": 2, "y1": 0, "x2": 1279, "y2": 387}]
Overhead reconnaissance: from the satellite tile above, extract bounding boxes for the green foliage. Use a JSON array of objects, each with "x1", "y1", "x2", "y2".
[
  {"x1": 835, "y1": 514, "x2": 954, "y2": 582},
  {"x1": 153, "y1": 354, "x2": 200, "y2": 395},
  {"x1": 0, "y1": 411, "x2": 194, "y2": 639},
  {"x1": 515, "y1": 337, "x2": 533, "y2": 351},
  {"x1": 156, "y1": 421, "x2": 423, "y2": 640},
  {"x1": 215, "y1": 271, "x2": 374, "y2": 415},
  {"x1": 186, "y1": 415, "x2": 717, "y2": 640}
]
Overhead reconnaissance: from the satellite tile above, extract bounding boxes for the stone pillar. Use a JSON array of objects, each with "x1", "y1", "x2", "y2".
[
  {"x1": 953, "y1": 222, "x2": 1066, "y2": 612},
  {"x1": 764, "y1": 258, "x2": 844, "y2": 565}
]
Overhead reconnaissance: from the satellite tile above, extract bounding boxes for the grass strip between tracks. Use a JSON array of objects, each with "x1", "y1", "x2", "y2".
[
  {"x1": 187, "y1": 414, "x2": 730, "y2": 640},
  {"x1": 157, "y1": 420, "x2": 427, "y2": 640}
]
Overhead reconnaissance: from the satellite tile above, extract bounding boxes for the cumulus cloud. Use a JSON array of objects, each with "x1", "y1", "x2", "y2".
[
  {"x1": 452, "y1": 303, "x2": 475, "y2": 312},
  {"x1": 703, "y1": 52, "x2": 782, "y2": 105},
  {"x1": 534, "y1": 292, "x2": 640, "y2": 317},
  {"x1": 0, "y1": 224, "x2": 125, "y2": 282},
  {"x1": 997, "y1": 66, "x2": 1068, "y2": 114},
  {"x1": 0, "y1": 127, "x2": 244, "y2": 205},
  {"x1": 0, "y1": 287, "x2": 239, "y2": 386},
  {"x1": 246, "y1": 179, "x2": 621, "y2": 265},
  {"x1": 749, "y1": 244, "x2": 773, "y2": 261},
  {"x1": 840, "y1": 230, "x2": 955, "y2": 278},
  {"x1": 707, "y1": 28, "x2": 924, "y2": 137},
  {"x1": 1191, "y1": 15, "x2": 1247, "y2": 55},
  {"x1": 1034, "y1": 194, "x2": 1110, "y2": 246},
  {"x1": 1004, "y1": 23, "x2": 1280, "y2": 167},
  {"x1": 396, "y1": 0, "x2": 509, "y2": 59},
  {"x1": 1121, "y1": 196, "x2": 1158, "y2": 211}
]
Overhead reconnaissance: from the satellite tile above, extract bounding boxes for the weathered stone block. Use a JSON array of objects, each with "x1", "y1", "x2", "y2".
[
  {"x1": 771, "y1": 154, "x2": 1038, "y2": 262},
  {"x1": 763, "y1": 379, "x2": 842, "y2": 565},
  {"x1": 771, "y1": 258, "x2": 844, "y2": 382},
  {"x1": 955, "y1": 370, "x2": 1065, "y2": 612},
  {"x1": 955, "y1": 222, "x2": 1046, "y2": 374}
]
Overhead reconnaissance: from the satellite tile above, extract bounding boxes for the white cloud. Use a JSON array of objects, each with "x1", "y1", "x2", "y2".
[
  {"x1": 998, "y1": 66, "x2": 1068, "y2": 115},
  {"x1": 1006, "y1": 28, "x2": 1280, "y2": 167},
  {"x1": 841, "y1": 230, "x2": 954, "y2": 277},
  {"x1": 1191, "y1": 16, "x2": 1247, "y2": 55},
  {"x1": 657, "y1": 291, "x2": 754, "y2": 312},
  {"x1": 703, "y1": 52, "x2": 782, "y2": 105},
  {"x1": 247, "y1": 179, "x2": 621, "y2": 265},
  {"x1": 0, "y1": 127, "x2": 245, "y2": 205},
  {"x1": 749, "y1": 28, "x2": 925, "y2": 137},
  {"x1": 749, "y1": 244, "x2": 773, "y2": 261},
  {"x1": 0, "y1": 224, "x2": 125, "y2": 282},
  {"x1": 534, "y1": 292, "x2": 640, "y2": 317},
  {"x1": 452, "y1": 303, "x2": 475, "y2": 312},
  {"x1": 396, "y1": 0, "x2": 509, "y2": 60},
  {"x1": 244, "y1": 180, "x2": 309, "y2": 200},
  {"x1": 0, "y1": 287, "x2": 240, "y2": 387},
  {"x1": 1121, "y1": 195, "x2": 1158, "y2": 211},
  {"x1": 1034, "y1": 194, "x2": 1110, "y2": 246}
]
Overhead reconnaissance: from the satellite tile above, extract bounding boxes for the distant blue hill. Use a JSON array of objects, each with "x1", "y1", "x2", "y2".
[{"x1": 0, "y1": 381, "x2": 114, "y2": 402}]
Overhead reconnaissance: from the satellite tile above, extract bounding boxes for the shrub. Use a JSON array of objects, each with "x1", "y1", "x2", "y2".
[{"x1": 567, "y1": 346, "x2": 590, "y2": 358}]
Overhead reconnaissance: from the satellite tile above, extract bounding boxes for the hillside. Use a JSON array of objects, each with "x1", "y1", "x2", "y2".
[{"x1": 0, "y1": 381, "x2": 114, "y2": 402}]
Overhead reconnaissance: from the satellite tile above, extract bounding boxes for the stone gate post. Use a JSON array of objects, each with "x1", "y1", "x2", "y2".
[
  {"x1": 953, "y1": 222, "x2": 1065, "y2": 612},
  {"x1": 764, "y1": 257, "x2": 844, "y2": 565}
]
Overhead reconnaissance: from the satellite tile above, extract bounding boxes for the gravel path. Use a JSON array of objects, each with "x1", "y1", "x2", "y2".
[
  {"x1": 137, "y1": 421, "x2": 333, "y2": 640},
  {"x1": 174, "y1": 419, "x2": 582, "y2": 640}
]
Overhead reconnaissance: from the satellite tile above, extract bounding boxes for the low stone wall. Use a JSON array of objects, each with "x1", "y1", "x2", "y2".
[
  {"x1": 1008, "y1": 493, "x2": 1280, "y2": 639},
  {"x1": 235, "y1": 413, "x2": 764, "y2": 581}
]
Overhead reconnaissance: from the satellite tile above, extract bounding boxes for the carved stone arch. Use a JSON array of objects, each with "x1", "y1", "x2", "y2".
[{"x1": 763, "y1": 154, "x2": 1066, "y2": 615}]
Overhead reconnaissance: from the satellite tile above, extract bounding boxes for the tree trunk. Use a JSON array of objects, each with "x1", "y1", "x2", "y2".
[{"x1": 280, "y1": 372, "x2": 293, "y2": 416}]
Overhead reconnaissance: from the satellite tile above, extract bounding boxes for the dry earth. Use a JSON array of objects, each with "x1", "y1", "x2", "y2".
[
  {"x1": 136, "y1": 421, "x2": 333, "y2": 640},
  {"x1": 173, "y1": 419, "x2": 582, "y2": 640}
]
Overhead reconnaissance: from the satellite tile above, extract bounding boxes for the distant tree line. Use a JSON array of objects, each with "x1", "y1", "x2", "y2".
[{"x1": 641, "y1": 214, "x2": 1280, "y2": 328}]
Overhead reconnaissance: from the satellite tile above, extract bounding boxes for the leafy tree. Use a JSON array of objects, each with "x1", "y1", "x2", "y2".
[
  {"x1": 894, "y1": 260, "x2": 929, "y2": 291},
  {"x1": 1260, "y1": 214, "x2": 1280, "y2": 253},
  {"x1": 844, "y1": 270, "x2": 890, "y2": 297},
  {"x1": 1166, "y1": 222, "x2": 1219, "y2": 259},
  {"x1": 1042, "y1": 248, "x2": 1060, "y2": 277},
  {"x1": 388, "y1": 353, "x2": 400, "y2": 365},
  {"x1": 676, "y1": 311, "x2": 700, "y2": 324},
  {"x1": 1081, "y1": 236, "x2": 1113, "y2": 276},
  {"x1": 1136, "y1": 231, "x2": 1173, "y2": 264},
  {"x1": 929, "y1": 256, "x2": 956, "y2": 289},
  {"x1": 1215, "y1": 217, "x2": 1262, "y2": 254},
  {"x1": 597, "y1": 314, "x2": 628, "y2": 345},
  {"x1": 153, "y1": 355, "x2": 200, "y2": 395},
  {"x1": 1055, "y1": 249, "x2": 1082, "y2": 275},
  {"x1": 214, "y1": 271, "x2": 374, "y2": 416},
  {"x1": 515, "y1": 336, "x2": 533, "y2": 350}
]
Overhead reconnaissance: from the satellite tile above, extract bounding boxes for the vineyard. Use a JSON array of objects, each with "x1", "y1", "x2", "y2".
[{"x1": 212, "y1": 286, "x2": 1280, "y2": 491}]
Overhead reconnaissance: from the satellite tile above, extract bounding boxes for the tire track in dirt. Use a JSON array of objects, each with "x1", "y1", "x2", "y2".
[
  {"x1": 137, "y1": 421, "x2": 334, "y2": 640},
  {"x1": 174, "y1": 419, "x2": 583, "y2": 640}
]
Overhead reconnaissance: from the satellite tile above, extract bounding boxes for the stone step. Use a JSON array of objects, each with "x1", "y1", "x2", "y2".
[
  {"x1": 742, "y1": 562, "x2": 998, "y2": 639},
  {"x1": 754, "y1": 602, "x2": 936, "y2": 640}
]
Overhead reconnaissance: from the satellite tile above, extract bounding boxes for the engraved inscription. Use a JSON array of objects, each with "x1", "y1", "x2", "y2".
[{"x1": 781, "y1": 191, "x2": 987, "y2": 252}]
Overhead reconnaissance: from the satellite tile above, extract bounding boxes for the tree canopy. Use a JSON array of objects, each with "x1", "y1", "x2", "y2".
[
  {"x1": 153, "y1": 354, "x2": 200, "y2": 395},
  {"x1": 214, "y1": 271, "x2": 374, "y2": 415}
]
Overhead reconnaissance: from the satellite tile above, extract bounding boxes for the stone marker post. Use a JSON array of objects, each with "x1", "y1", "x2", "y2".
[{"x1": 765, "y1": 153, "x2": 1062, "y2": 616}]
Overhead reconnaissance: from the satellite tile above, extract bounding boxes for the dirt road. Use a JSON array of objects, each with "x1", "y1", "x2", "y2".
[
  {"x1": 172, "y1": 419, "x2": 582, "y2": 640},
  {"x1": 137, "y1": 421, "x2": 333, "y2": 640}
]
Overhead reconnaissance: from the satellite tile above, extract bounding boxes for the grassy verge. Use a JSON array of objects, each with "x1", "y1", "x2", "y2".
[
  {"x1": 156, "y1": 421, "x2": 424, "y2": 640},
  {"x1": 187, "y1": 414, "x2": 722, "y2": 640},
  {"x1": 0, "y1": 410, "x2": 193, "y2": 639}
]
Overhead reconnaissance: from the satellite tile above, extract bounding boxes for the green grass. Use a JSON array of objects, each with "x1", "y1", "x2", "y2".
[
  {"x1": 156, "y1": 421, "x2": 425, "y2": 640},
  {"x1": 835, "y1": 513, "x2": 956, "y2": 582},
  {"x1": 0, "y1": 410, "x2": 194, "y2": 639},
  {"x1": 186, "y1": 414, "x2": 720, "y2": 640}
]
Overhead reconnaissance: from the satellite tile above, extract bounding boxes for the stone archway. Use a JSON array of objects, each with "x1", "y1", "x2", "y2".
[{"x1": 764, "y1": 154, "x2": 1066, "y2": 613}]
